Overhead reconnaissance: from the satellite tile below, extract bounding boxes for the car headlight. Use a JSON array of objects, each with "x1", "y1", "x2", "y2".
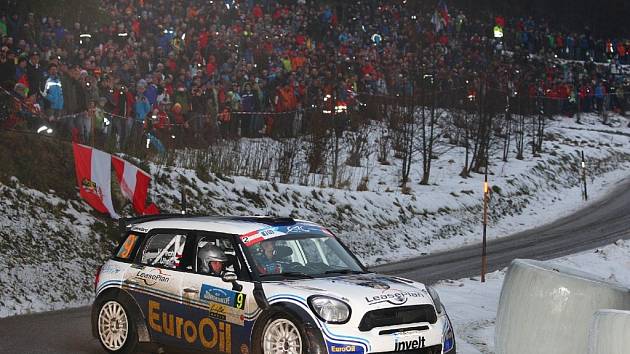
[
  {"x1": 427, "y1": 286, "x2": 443, "y2": 314},
  {"x1": 308, "y1": 296, "x2": 351, "y2": 324}
]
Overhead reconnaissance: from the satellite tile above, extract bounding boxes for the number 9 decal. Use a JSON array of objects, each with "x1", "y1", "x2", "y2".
[{"x1": 235, "y1": 293, "x2": 245, "y2": 310}]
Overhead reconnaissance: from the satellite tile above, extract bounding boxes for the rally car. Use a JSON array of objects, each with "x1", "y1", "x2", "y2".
[{"x1": 92, "y1": 215, "x2": 456, "y2": 354}]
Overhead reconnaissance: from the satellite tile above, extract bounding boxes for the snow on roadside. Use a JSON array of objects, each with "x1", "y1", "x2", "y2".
[
  {"x1": 1, "y1": 113, "x2": 629, "y2": 318},
  {"x1": 152, "y1": 114, "x2": 630, "y2": 265},
  {"x1": 0, "y1": 179, "x2": 112, "y2": 318},
  {"x1": 437, "y1": 239, "x2": 630, "y2": 354}
]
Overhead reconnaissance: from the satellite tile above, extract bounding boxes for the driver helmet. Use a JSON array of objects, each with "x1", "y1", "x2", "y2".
[{"x1": 198, "y1": 244, "x2": 227, "y2": 272}]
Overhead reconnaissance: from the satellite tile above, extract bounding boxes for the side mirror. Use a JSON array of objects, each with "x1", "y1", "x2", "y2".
[
  {"x1": 222, "y1": 271, "x2": 242, "y2": 292},
  {"x1": 222, "y1": 272, "x2": 237, "y2": 283}
]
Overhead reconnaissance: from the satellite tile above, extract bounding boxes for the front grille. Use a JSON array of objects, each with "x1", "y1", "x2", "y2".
[
  {"x1": 370, "y1": 344, "x2": 443, "y2": 354},
  {"x1": 359, "y1": 305, "x2": 437, "y2": 332}
]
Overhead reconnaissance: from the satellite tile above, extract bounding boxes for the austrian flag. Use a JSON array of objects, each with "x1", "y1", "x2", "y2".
[
  {"x1": 72, "y1": 143, "x2": 159, "y2": 219},
  {"x1": 112, "y1": 156, "x2": 160, "y2": 215},
  {"x1": 72, "y1": 143, "x2": 119, "y2": 219}
]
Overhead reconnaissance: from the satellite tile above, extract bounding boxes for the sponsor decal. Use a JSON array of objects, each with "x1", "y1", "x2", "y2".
[
  {"x1": 148, "y1": 300, "x2": 232, "y2": 353},
  {"x1": 365, "y1": 290, "x2": 426, "y2": 306},
  {"x1": 133, "y1": 268, "x2": 171, "y2": 286},
  {"x1": 238, "y1": 244, "x2": 253, "y2": 273},
  {"x1": 131, "y1": 226, "x2": 149, "y2": 233},
  {"x1": 208, "y1": 302, "x2": 245, "y2": 326},
  {"x1": 150, "y1": 249, "x2": 180, "y2": 266},
  {"x1": 116, "y1": 234, "x2": 139, "y2": 259},
  {"x1": 240, "y1": 227, "x2": 286, "y2": 246},
  {"x1": 100, "y1": 264, "x2": 122, "y2": 275},
  {"x1": 394, "y1": 336, "x2": 426, "y2": 351},
  {"x1": 330, "y1": 345, "x2": 358, "y2": 352},
  {"x1": 327, "y1": 342, "x2": 364, "y2": 354},
  {"x1": 200, "y1": 284, "x2": 247, "y2": 310},
  {"x1": 240, "y1": 224, "x2": 333, "y2": 246},
  {"x1": 286, "y1": 225, "x2": 309, "y2": 233}
]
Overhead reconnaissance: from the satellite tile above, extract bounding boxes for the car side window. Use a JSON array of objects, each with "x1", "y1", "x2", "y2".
[
  {"x1": 140, "y1": 233, "x2": 187, "y2": 270},
  {"x1": 115, "y1": 233, "x2": 141, "y2": 261},
  {"x1": 196, "y1": 236, "x2": 244, "y2": 278}
]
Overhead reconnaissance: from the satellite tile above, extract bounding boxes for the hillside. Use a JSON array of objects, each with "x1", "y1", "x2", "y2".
[{"x1": 1, "y1": 113, "x2": 630, "y2": 317}]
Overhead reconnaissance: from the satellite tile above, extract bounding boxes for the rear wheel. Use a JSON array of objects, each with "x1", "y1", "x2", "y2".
[{"x1": 97, "y1": 299, "x2": 139, "y2": 354}]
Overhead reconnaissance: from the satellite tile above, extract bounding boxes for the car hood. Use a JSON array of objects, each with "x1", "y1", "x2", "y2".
[{"x1": 265, "y1": 272, "x2": 434, "y2": 310}]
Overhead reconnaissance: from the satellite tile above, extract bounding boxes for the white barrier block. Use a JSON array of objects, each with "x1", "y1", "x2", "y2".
[
  {"x1": 495, "y1": 259, "x2": 630, "y2": 354},
  {"x1": 589, "y1": 309, "x2": 630, "y2": 354}
]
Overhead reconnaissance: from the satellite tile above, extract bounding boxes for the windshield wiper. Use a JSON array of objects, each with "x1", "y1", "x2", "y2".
[
  {"x1": 324, "y1": 269, "x2": 367, "y2": 275},
  {"x1": 260, "y1": 272, "x2": 314, "y2": 279}
]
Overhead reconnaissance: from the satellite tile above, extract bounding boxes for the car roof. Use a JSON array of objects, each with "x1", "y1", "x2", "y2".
[{"x1": 128, "y1": 216, "x2": 317, "y2": 235}]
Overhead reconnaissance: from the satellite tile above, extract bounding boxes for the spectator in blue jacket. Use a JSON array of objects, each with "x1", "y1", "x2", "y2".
[
  {"x1": 240, "y1": 82, "x2": 259, "y2": 137},
  {"x1": 43, "y1": 63, "x2": 63, "y2": 119},
  {"x1": 134, "y1": 80, "x2": 151, "y2": 128},
  {"x1": 594, "y1": 81, "x2": 606, "y2": 112}
]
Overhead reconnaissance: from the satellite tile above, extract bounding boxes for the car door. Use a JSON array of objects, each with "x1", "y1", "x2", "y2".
[
  {"x1": 179, "y1": 232, "x2": 257, "y2": 354},
  {"x1": 125, "y1": 230, "x2": 189, "y2": 348}
]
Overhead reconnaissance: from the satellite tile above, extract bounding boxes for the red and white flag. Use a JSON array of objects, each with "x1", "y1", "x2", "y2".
[
  {"x1": 72, "y1": 143, "x2": 119, "y2": 219},
  {"x1": 112, "y1": 156, "x2": 160, "y2": 215}
]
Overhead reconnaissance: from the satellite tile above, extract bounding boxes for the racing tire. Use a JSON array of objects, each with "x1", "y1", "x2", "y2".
[
  {"x1": 253, "y1": 311, "x2": 310, "y2": 354},
  {"x1": 95, "y1": 297, "x2": 140, "y2": 354}
]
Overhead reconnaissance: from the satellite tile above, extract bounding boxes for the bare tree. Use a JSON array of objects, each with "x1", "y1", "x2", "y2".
[
  {"x1": 400, "y1": 99, "x2": 416, "y2": 186},
  {"x1": 459, "y1": 107, "x2": 473, "y2": 178},
  {"x1": 502, "y1": 94, "x2": 512, "y2": 162},
  {"x1": 515, "y1": 94, "x2": 526, "y2": 160},
  {"x1": 419, "y1": 75, "x2": 437, "y2": 185},
  {"x1": 346, "y1": 125, "x2": 371, "y2": 168},
  {"x1": 276, "y1": 139, "x2": 298, "y2": 184}
]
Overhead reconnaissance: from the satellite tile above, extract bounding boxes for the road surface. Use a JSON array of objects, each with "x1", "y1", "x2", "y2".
[{"x1": 1, "y1": 177, "x2": 629, "y2": 354}]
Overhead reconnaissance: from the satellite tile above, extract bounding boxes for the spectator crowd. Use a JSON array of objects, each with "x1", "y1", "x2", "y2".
[{"x1": 1, "y1": 0, "x2": 629, "y2": 150}]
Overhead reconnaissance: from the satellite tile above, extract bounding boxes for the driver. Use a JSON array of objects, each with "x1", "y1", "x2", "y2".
[
  {"x1": 198, "y1": 244, "x2": 228, "y2": 276},
  {"x1": 255, "y1": 239, "x2": 281, "y2": 274}
]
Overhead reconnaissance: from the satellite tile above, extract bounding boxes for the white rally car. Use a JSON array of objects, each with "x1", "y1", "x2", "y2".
[{"x1": 92, "y1": 215, "x2": 456, "y2": 354}]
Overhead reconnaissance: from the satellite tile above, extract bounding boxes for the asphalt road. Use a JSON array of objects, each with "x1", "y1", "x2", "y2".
[{"x1": 1, "y1": 176, "x2": 629, "y2": 354}]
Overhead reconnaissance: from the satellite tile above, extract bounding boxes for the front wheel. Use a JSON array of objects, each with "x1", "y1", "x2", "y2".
[
  {"x1": 97, "y1": 299, "x2": 139, "y2": 354},
  {"x1": 255, "y1": 312, "x2": 307, "y2": 354}
]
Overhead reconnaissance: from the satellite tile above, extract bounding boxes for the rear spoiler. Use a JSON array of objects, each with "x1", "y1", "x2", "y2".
[
  {"x1": 117, "y1": 213, "x2": 188, "y2": 234},
  {"x1": 116, "y1": 214, "x2": 297, "y2": 237}
]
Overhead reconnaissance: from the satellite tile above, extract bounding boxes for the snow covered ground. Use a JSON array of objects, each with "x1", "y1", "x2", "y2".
[
  {"x1": 438, "y1": 239, "x2": 630, "y2": 354},
  {"x1": 1, "y1": 113, "x2": 629, "y2": 317},
  {"x1": 0, "y1": 177, "x2": 114, "y2": 318},
  {"x1": 151, "y1": 113, "x2": 630, "y2": 265}
]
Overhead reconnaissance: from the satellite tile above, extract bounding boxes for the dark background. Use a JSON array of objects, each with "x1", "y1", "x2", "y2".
[
  {"x1": 450, "y1": 0, "x2": 629, "y2": 38},
  {"x1": 4, "y1": 0, "x2": 629, "y2": 38}
]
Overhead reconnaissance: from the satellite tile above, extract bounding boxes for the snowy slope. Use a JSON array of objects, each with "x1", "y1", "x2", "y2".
[
  {"x1": 1, "y1": 113, "x2": 629, "y2": 317},
  {"x1": 150, "y1": 114, "x2": 630, "y2": 265},
  {"x1": 0, "y1": 177, "x2": 114, "y2": 317}
]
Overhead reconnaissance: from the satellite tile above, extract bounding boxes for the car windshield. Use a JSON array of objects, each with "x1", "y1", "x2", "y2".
[{"x1": 242, "y1": 233, "x2": 366, "y2": 280}]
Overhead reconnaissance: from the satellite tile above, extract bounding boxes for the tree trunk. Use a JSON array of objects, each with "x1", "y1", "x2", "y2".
[{"x1": 421, "y1": 83, "x2": 436, "y2": 185}]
